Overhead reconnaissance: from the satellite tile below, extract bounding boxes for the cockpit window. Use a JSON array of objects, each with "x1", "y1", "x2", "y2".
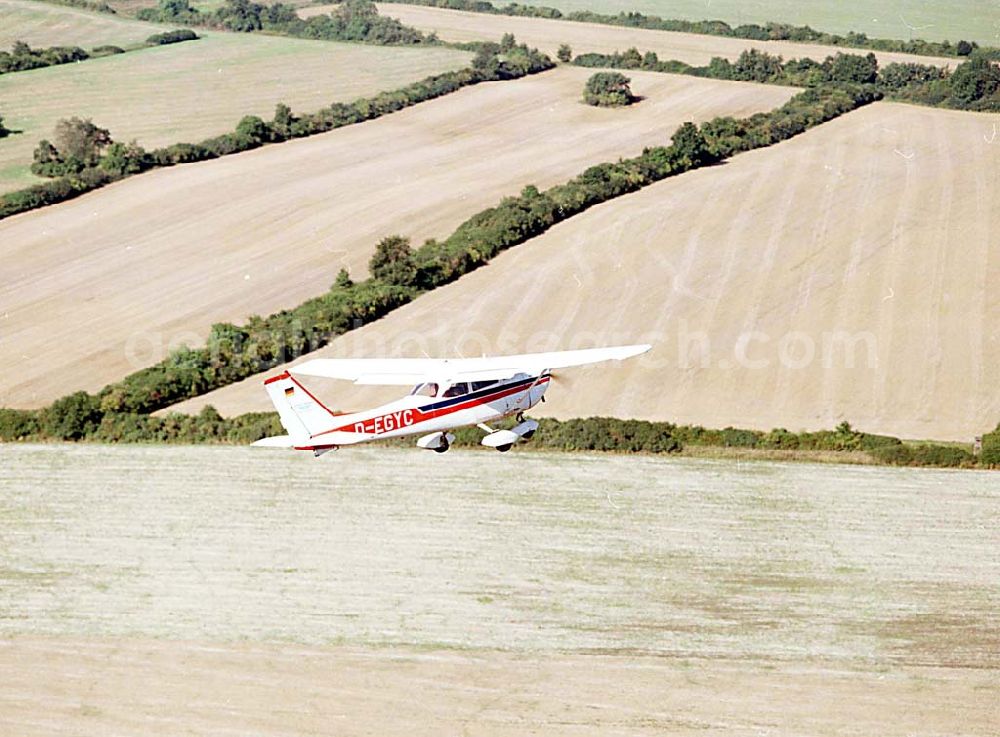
[
  {"x1": 410, "y1": 382, "x2": 438, "y2": 397},
  {"x1": 442, "y1": 382, "x2": 470, "y2": 398}
]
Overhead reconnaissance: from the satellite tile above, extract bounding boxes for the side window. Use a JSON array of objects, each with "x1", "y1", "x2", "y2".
[
  {"x1": 442, "y1": 382, "x2": 470, "y2": 398},
  {"x1": 471, "y1": 381, "x2": 495, "y2": 392}
]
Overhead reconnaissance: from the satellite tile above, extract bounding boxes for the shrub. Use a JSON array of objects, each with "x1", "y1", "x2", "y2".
[
  {"x1": 981, "y1": 425, "x2": 1000, "y2": 466},
  {"x1": 583, "y1": 71, "x2": 637, "y2": 106},
  {"x1": 0, "y1": 409, "x2": 40, "y2": 440},
  {"x1": 145, "y1": 29, "x2": 199, "y2": 45},
  {"x1": 40, "y1": 391, "x2": 103, "y2": 440},
  {"x1": 369, "y1": 235, "x2": 418, "y2": 286},
  {"x1": 557, "y1": 43, "x2": 571, "y2": 62}
]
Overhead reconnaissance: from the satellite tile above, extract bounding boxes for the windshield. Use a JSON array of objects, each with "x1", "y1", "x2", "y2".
[{"x1": 410, "y1": 382, "x2": 438, "y2": 397}]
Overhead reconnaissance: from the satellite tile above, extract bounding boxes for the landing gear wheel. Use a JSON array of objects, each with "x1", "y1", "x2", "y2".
[
  {"x1": 521, "y1": 430, "x2": 535, "y2": 440},
  {"x1": 433, "y1": 440, "x2": 450, "y2": 454},
  {"x1": 496, "y1": 443, "x2": 513, "y2": 453}
]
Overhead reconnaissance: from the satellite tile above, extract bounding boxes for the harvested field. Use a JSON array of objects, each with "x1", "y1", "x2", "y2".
[
  {"x1": 0, "y1": 69, "x2": 795, "y2": 407},
  {"x1": 174, "y1": 102, "x2": 1000, "y2": 442},
  {"x1": 0, "y1": 0, "x2": 164, "y2": 48},
  {"x1": 355, "y1": 3, "x2": 961, "y2": 69},
  {"x1": 512, "y1": 0, "x2": 1000, "y2": 47},
  {"x1": 0, "y1": 443, "x2": 997, "y2": 735},
  {"x1": 0, "y1": 29, "x2": 469, "y2": 193}
]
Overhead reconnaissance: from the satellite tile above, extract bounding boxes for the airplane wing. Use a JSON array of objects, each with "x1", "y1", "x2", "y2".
[{"x1": 290, "y1": 344, "x2": 651, "y2": 385}]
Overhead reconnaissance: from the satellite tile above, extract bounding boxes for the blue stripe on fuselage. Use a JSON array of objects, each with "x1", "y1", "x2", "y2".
[{"x1": 420, "y1": 375, "x2": 537, "y2": 412}]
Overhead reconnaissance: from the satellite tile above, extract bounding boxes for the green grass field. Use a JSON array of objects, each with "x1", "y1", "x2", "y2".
[
  {"x1": 0, "y1": 0, "x2": 169, "y2": 48},
  {"x1": 0, "y1": 25, "x2": 470, "y2": 194},
  {"x1": 515, "y1": 0, "x2": 1000, "y2": 46}
]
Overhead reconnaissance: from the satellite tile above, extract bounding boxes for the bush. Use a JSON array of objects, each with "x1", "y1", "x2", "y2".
[
  {"x1": 583, "y1": 71, "x2": 637, "y2": 106},
  {"x1": 41, "y1": 391, "x2": 103, "y2": 440},
  {"x1": 981, "y1": 425, "x2": 1000, "y2": 466},
  {"x1": 145, "y1": 29, "x2": 199, "y2": 45},
  {"x1": 0, "y1": 409, "x2": 40, "y2": 440},
  {"x1": 0, "y1": 41, "x2": 89, "y2": 75},
  {"x1": 369, "y1": 235, "x2": 418, "y2": 286},
  {"x1": 557, "y1": 43, "x2": 571, "y2": 62}
]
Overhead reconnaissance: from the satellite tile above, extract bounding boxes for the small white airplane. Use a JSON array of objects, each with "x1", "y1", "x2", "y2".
[{"x1": 254, "y1": 344, "x2": 650, "y2": 456}]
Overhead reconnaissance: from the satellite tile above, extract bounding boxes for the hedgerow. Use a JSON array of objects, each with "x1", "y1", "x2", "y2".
[
  {"x1": 377, "y1": 0, "x2": 995, "y2": 60},
  {"x1": 573, "y1": 47, "x2": 1000, "y2": 112}
]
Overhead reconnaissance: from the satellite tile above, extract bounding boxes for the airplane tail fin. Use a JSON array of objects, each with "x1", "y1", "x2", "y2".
[{"x1": 263, "y1": 372, "x2": 339, "y2": 443}]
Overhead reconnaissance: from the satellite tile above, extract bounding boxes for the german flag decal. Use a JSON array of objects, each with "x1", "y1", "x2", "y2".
[{"x1": 284, "y1": 386, "x2": 295, "y2": 397}]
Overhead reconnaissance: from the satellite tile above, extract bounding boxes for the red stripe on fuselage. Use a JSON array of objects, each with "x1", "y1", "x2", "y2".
[{"x1": 315, "y1": 377, "x2": 549, "y2": 438}]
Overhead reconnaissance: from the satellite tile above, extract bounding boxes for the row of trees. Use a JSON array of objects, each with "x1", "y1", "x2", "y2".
[
  {"x1": 376, "y1": 0, "x2": 994, "y2": 60},
  {"x1": 573, "y1": 47, "x2": 1000, "y2": 111},
  {"x1": 2, "y1": 400, "x2": 994, "y2": 468},
  {"x1": 138, "y1": 0, "x2": 432, "y2": 45},
  {"x1": 1, "y1": 41, "x2": 553, "y2": 221},
  {"x1": 0, "y1": 32, "x2": 198, "y2": 77}
]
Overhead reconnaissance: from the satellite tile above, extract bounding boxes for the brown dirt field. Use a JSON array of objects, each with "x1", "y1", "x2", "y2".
[
  {"x1": 2, "y1": 637, "x2": 996, "y2": 737},
  {"x1": 171, "y1": 102, "x2": 1000, "y2": 442},
  {"x1": 352, "y1": 3, "x2": 963, "y2": 69},
  {"x1": 0, "y1": 69, "x2": 794, "y2": 408}
]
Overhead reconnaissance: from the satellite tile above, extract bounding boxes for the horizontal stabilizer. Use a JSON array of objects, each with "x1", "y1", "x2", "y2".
[{"x1": 251, "y1": 435, "x2": 295, "y2": 448}]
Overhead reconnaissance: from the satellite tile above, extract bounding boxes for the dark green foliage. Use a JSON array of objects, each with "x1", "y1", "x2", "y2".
[
  {"x1": 534, "y1": 417, "x2": 682, "y2": 453},
  {"x1": 31, "y1": 117, "x2": 112, "y2": 177},
  {"x1": 0, "y1": 40, "x2": 89, "y2": 75},
  {"x1": 376, "y1": 0, "x2": 999, "y2": 60},
  {"x1": 0, "y1": 112, "x2": 8, "y2": 139},
  {"x1": 947, "y1": 52, "x2": 1000, "y2": 107},
  {"x1": 583, "y1": 71, "x2": 636, "y2": 106},
  {"x1": 0, "y1": 409, "x2": 40, "y2": 440},
  {"x1": 41, "y1": 391, "x2": 103, "y2": 440},
  {"x1": 334, "y1": 268, "x2": 353, "y2": 289},
  {"x1": 145, "y1": 29, "x2": 199, "y2": 45},
  {"x1": 871, "y1": 443, "x2": 975, "y2": 468},
  {"x1": 574, "y1": 46, "x2": 997, "y2": 112},
  {"x1": 139, "y1": 0, "x2": 431, "y2": 44},
  {"x1": 370, "y1": 235, "x2": 418, "y2": 286},
  {"x1": 557, "y1": 43, "x2": 571, "y2": 62},
  {"x1": 981, "y1": 425, "x2": 1000, "y2": 466},
  {"x1": 100, "y1": 140, "x2": 148, "y2": 176}
]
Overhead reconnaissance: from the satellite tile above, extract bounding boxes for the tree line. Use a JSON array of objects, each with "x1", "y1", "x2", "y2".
[
  {"x1": 573, "y1": 47, "x2": 1000, "y2": 112},
  {"x1": 0, "y1": 32, "x2": 197, "y2": 76},
  {"x1": 377, "y1": 0, "x2": 994, "y2": 60},
  {"x1": 137, "y1": 0, "x2": 432, "y2": 45},
  {"x1": 1, "y1": 401, "x2": 996, "y2": 468},
  {"x1": 0, "y1": 40, "x2": 553, "y2": 221}
]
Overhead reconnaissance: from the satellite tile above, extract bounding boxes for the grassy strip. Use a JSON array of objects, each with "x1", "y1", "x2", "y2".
[
  {"x1": 2, "y1": 407, "x2": 996, "y2": 469},
  {"x1": 0, "y1": 41, "x2": 551, "y2": 220},
  {"x1": 573, "y1": 47, "x2": 1000, "y2": 112},
  {"x1": 4, "y1": 81, "x2": 880, "y2": 425},
  {"x1": 28, "y1": 0, "x2": 117, "y2": 14},
  {"x1": 0, "y1": 31, "x2": 198, "y2": 76},
  {"x1": 376, "y1": 0, "x2": 995, "y2": 60}
]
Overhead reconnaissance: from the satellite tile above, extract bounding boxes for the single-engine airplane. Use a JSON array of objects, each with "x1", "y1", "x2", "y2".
[{"x1": 253, "y1": 344, "x2": 650, "y2": 456}]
